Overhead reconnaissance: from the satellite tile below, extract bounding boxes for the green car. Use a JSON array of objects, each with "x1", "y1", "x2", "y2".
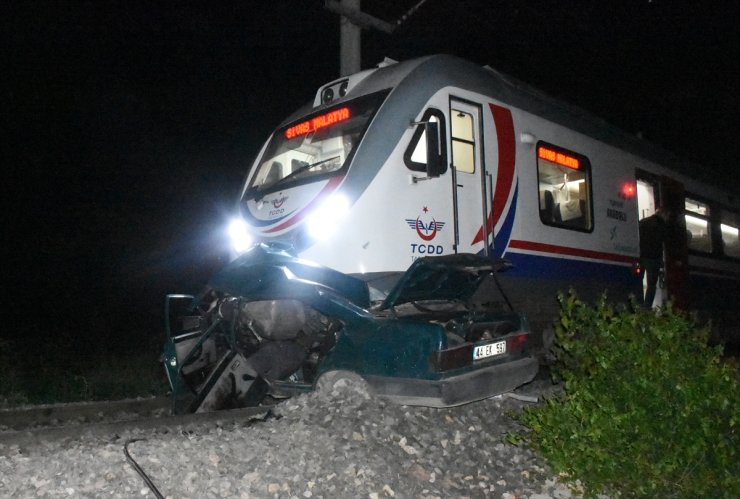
[{"x1": 163, "y1": 244, "x2": 538, "y2": 414}]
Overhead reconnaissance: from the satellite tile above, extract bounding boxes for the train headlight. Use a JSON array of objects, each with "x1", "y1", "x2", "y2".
[
  {"x1": 228, "y1": 218, "x2": 253, "y2": 254},
  {"x1": 307, "y1": 194, "x2": 350, "y2": 241}
]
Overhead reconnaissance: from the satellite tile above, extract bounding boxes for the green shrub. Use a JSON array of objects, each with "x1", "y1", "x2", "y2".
[{"x1": 511, "y1": 291, "x2": 739, "y2": 498}]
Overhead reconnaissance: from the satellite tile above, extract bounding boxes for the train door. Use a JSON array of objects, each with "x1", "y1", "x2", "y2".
[
  {"x1": 636, "y1": 172, "x2": 689, "y2": 309},
  {"x1": 636, "y1": 176, "x2": 666, "y2": 307},
  {"x1": 449, "y1": 98, "x2": 489, "y2": 255}
]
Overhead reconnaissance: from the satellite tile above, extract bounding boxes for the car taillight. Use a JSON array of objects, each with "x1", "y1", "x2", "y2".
[{"x1": 506, "y1": 333, "x2": 529, "y2": 354}]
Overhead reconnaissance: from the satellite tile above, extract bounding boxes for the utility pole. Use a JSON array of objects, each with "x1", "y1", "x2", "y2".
[
  {"x1": 324, "y1": 0, "x2": 395, "y2": 76},
  {"x1": 325, "y1": 0, "x2": 430, "y2": 76},
  {"x1": 340, "y1": 0, "x2": 361, "y2": 76}
]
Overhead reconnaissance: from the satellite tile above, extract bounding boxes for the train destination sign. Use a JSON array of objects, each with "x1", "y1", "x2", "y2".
[
  {"x1": 538, "y1": 145, "x2": 580, "y2": 170},
  {"x1": 284, "y1": 107, "x2": 351, "y2": 139}
]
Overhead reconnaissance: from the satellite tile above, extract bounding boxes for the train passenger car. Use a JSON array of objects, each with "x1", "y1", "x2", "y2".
[{"x1": 228, "y1": 54, "x2": 740, "y2": 349}]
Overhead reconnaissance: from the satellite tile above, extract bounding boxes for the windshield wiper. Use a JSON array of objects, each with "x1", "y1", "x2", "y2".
[
  {"x1": 244, "y1": 156, "x2": 341, "y2": 202},
  {"x1": 270, "y1": 156, "x2": 340, "y2": 189}
]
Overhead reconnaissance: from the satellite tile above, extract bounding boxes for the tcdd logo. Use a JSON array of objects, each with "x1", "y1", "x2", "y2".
[
  {"x1": 410, "y1": 243, "x2": 444, "y2": 254},
  {"x1": 405, "y1": 206, "x2": 446, "y2": 241}
]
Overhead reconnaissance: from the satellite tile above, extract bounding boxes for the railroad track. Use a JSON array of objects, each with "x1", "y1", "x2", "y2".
[
  {"x1": 0, "y1": 373, "x2": 557, "y2": 457},
  {"x1": 0, "y1": 397, "x2": 272, "y2": 456}
]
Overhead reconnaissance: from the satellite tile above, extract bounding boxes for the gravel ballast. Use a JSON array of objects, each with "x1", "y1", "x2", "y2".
[{"x1": 0, "y1": 378, "x2": 584, "y2": 498}]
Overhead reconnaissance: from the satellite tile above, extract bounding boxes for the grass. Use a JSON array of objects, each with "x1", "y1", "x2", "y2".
[{"x1": 1, "y1": 349, "x2": 169, "y2": 408}]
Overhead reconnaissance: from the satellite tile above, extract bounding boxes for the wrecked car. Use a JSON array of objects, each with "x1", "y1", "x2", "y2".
[{"x1": 162, "y1": 244, "x2": 538, "y2": 414}]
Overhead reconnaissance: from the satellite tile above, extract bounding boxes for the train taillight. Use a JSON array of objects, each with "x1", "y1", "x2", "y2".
[{"x1": 620, "y1": 182, "x2": 636, "y2": 199}]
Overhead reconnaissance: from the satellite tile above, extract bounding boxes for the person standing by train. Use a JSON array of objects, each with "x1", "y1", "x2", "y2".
[{"x1": 639, "y1": 207, "x2": 670, "y2": 308}]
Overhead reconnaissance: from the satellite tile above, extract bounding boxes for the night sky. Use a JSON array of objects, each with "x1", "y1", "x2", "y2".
[{"x1": 4, "y1": 1, "x2": 739, "y2": 360}]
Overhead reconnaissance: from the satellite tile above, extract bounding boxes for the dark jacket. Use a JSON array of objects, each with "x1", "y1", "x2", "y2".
[{"x1": 639, "y1": 213, "x2": 667, "y2": 259}]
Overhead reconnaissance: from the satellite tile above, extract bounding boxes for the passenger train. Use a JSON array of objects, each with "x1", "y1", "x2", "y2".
[{"x1": 227, "y1": 54, "x2": 740, "y2": 349}]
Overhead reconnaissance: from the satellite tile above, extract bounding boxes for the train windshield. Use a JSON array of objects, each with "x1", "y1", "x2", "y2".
[{"x1": 246, "y1": 90, "x2": 388, "y2": 198}]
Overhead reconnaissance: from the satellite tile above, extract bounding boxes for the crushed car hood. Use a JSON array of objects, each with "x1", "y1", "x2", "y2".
[
  {"x1": 379, "y1": 253, "x2": 511, "y2": 310},
  {"x1": 208, "y1": 243, "x2": 371, "y2": 308}
]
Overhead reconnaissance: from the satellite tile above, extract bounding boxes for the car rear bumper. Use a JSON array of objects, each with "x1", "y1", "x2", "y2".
[{"x1": 364, "y1": 356, "x2": 539, "y2": 407}]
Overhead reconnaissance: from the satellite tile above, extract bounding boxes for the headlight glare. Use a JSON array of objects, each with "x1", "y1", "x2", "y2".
[
  {"x1": 228, "y1": 218, "x2": 253, "y2": 253},
  {"x1": 307, "y1": 194, "x2": 350, "y2": 241}
]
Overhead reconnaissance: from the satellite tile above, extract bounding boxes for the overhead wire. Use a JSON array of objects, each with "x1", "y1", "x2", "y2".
[{"x1": 395, "y1": 0, "x2": 430, "y2": 27}]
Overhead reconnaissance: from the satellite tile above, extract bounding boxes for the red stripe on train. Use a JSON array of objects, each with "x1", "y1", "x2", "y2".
[
  {"x1": 471, "y1": 104, "x2": 516, "y2": 245},
  {"x1": 508, "y1": 239, "x2": 637, "y2": 264}
]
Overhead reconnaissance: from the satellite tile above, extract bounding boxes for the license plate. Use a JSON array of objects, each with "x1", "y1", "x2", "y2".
[{"x1": 473, "y1": 340, "x2": 506, "y2": 360}]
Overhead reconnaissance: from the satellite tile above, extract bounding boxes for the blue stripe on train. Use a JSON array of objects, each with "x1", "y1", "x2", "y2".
[
  {"x1": 492, "y1": 185, "x2": 518, "y2": 259},
  {"x1": 504, "y1": 251, "x2": 640, "y2": 287}
]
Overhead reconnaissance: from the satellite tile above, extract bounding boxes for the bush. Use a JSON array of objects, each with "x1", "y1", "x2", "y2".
[{"x1": 511, "y1": 291, "x2": 739, "y2": 498}]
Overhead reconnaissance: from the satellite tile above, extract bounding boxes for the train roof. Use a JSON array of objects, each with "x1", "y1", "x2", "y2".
[{"x1": 284, "y1": 54, "x2": 735, "y2": 205}]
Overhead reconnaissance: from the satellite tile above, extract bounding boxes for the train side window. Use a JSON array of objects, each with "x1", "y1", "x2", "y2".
[
  {"x1": 404, "y1": 108, "x2": 447, "y2": 174},
  {"x1": 685, "y1": 197, "x2": 712, "y2": 253},
  {"x1": 450, "y1": 109, "x2": 475, "y2": 173},
  {"x1": 720, "y1": 209, "x2": 740, "y2": 258},
  {"x1": 536, "y1": 142, "x2": 593, "y2": 232}
]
